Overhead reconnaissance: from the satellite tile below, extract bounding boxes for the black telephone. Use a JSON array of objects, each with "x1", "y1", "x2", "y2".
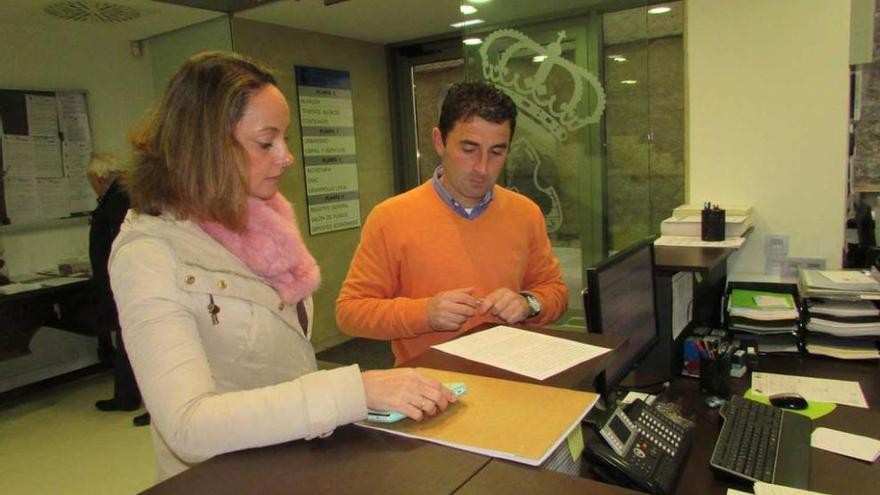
[{"x1": 584, "y1": 399, "x2": 693, "y2": 495}]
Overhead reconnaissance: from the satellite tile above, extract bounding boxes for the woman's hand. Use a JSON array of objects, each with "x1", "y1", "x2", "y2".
[{"x1": 361, "y1": 368, "x2": 457, "y2": 421}]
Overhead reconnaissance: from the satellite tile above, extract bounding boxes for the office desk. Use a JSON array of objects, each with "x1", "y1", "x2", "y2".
[
  {"x1": 141, "y1": 326, "x2": 626, "y2": 495},
  {"x1": 653, "y1": 226, "x2": 751, "y2": 271},
  {"x1": 0, "y1": 278, "x2": 93, "y2": 360},
  {"x1": 455, "y1": 460, "x2": 642, "y2": 495},
  {"x1": 143, "y1": 426, "x2": 491, "y2": 495},
  {"x1": 663, "y1": 355, "x2": 879, "y2": 495},
  {"x1": 654, "y1": 245, "x2": 738, "y2": 272},
  {"x1": 650, "y1": 244, "x2": 740, "y2": 376},
  {"x1": 140, "y1": 323, "x2": 876, "y2": 495}
]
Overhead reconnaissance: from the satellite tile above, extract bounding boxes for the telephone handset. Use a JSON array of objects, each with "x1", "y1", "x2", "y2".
[{"x1": 584, "y1": 399, "x2": 693, "y2": 495}]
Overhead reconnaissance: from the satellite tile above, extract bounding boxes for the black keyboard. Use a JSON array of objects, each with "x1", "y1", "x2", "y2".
[{"x1": 710, "y1": 395, "x2": 811, "y2": 489}]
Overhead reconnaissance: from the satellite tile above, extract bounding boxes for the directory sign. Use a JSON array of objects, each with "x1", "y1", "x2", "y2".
[{"x1": 294, "y1": 66, "x2": 361, "y2": 235}]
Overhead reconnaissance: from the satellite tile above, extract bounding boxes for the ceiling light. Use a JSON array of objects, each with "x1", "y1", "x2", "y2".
[
  {"x1": 45, "y1": 1, "x2": 140, "y2": 23},
  {"x1": 533, "y1": 55, "x2": 548, "y2": 63},
  {"x1": 621, "y1": 80, "x2": 638, "y2": 85},
  {"x1": 608, "y1": 55, "x2": 627, "y2": 63},
  {"x1": 460, "y1": 5, "x2": 477, "y2": 15},
  {"x1": 450, "y1": 19, "x2": 484, "y2": 28},
  {"x1": 467, "y1": 0, "x2": 491, "y2": 4},
  {"x1": 648, "y1": 6, "x2": 672, "y2": 14},
  {"x1": 463, "y1": 37, "x2": 483, "y2": 45}
]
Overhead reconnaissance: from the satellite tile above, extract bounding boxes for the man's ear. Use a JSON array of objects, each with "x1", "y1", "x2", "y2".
[{"x1": 431, "y1": 127, "x2": 446, "y2": 157}]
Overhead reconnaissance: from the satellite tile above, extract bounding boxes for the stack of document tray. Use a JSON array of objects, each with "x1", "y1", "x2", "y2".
[
  {"x1": 798, "y1": 269, "x2": 880, "y2": 360},
  {"x1": 725, "y1": 284, "x2": 801, "y2": 354}
]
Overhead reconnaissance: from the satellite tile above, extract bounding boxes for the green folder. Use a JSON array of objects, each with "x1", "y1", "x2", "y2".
[{"x1": 729, "y1": 289, "x2": 795, "y2": 310}]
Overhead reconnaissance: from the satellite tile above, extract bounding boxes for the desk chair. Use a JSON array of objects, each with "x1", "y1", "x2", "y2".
[{"x1": 845, "y1": 201, "x2": 876, "y2": 268}]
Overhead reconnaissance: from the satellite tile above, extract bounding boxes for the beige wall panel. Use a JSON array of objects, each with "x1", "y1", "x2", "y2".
[{"x1": 232, "y1": 18, "x2": 394, "y2": 350}]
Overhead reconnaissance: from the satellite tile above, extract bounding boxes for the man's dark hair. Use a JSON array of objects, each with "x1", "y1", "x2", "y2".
[{"x1": 437, "y1": 81, "x2": 517, "y2": 143}]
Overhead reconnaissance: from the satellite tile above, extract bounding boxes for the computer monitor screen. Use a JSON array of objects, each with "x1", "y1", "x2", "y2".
[{"x1": 584, "y1": 238, "x2": 659, "y2": 396}]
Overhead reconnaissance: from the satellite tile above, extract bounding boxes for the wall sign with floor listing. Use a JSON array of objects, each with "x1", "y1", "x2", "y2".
[{"x1": 294, "y1": 66, "x2": 361, "y2": 235}]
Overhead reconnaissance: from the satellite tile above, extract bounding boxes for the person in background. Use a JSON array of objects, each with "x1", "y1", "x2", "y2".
[
  {"x1": 0, "y1": 249, "x2": 9, "y2": 286},
  {"x1": 109, "y1": 51, "x2": 456, "y2": 483},
  {"x1": 87, "y1": 153, "x2": 149, "y2": 427},
  {"x1": 336, "y1": 81, "x2": 568, "y2": 364}
]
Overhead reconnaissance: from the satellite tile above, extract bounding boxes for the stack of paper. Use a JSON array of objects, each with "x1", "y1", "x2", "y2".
[
  {"x1": 808, "y1": 299, "x2": 880, "y2": 318},
  {"x1": 798, "y1": 269, "x2": 880, "y2": 300},
  {"x1": 806, "y1": 300, "x2": 880, "y2": 337},
  {"x1": 727, "y1": 289, "x2": 799, "y2": 335},
  {"x1": 654, "y1": 235, "x2": 746, "y2": 248},
  {"x1": 799, "y1": 274, "x2": 880, "y2": 358},
  {"x1": 0, "y1": 282, "x2": 43, "y2": 295},
  {"x1": 805, "y1": 317, "x2": 880, "y2": 337},
  {"x1": 746, "y1": 334, "x2": 801, "y2": 354},
  {"x1": 811, "y1": 427, "x2": 880, "y2": 463},
  {"x1": 751, "y1": 371, "x2": 868, "y2": 408},
  {"x1": 358, "y1": 368, "x2": 599, "y2": 467},
  {"x1": 673, "y1": 203, "x2": 754, "y2": 217},
  {"x1": 430, "y1": 325, "x2": 611, "y2": 380},
  {"x1": 660, "y1": 214, "x2": 753, "y2": 238},
  {"x1": 752, "y1": 481, "x2": 832, "y2": 495},
  {"x1": 813, "y1": 270, "x2": 880, "y2": 290},
  {"x1": 805, "y1": 337, "x2": 880, "y2": 360}
]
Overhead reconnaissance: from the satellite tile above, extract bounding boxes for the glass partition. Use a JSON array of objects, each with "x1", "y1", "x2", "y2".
[
  {"x1": 459, "y1": 0, "x2": 683, "y2": 321},
  {"x1": 603, "y1": 2, "x2": 684, "y2": 252}
]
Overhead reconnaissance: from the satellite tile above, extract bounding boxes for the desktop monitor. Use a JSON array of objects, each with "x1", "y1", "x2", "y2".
[{"x1": 584, "y1": 238, "x2": 660, "y2": 397}]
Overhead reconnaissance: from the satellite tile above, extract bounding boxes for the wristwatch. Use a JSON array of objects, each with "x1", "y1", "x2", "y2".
[{"x1": 520, "y1": 292, "x2": 541, "y2": 318}]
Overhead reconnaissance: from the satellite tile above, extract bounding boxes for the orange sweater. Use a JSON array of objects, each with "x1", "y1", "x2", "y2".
[{"x1": 336, "y1": 181, "x2": 568, "y2": 364}]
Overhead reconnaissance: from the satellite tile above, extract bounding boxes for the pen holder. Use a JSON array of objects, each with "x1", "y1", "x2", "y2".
[
  {"x1": 701, "y1": 209, "x2": 726, "y2": 241},
  {"x1": 699, "y1": 355, "x2": 731, "y2": 398}
]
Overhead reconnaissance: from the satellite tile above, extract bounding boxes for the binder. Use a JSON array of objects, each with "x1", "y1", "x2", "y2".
[{"x1": 357, "y1": 368, "x2": 599, "y2": 466}]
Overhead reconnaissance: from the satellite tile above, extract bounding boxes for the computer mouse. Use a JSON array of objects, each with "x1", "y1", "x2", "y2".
[
  {"x1": 769, "y1": 392, "x2": 808, "y2": 410},
  {"x1": 704, "y1": 396, "x2": 725, "y2": 409}
]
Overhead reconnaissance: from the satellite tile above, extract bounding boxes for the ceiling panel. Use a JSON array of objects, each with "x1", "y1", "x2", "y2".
[
  {"x1": 234, "y1": 0, "x2": 462, "y2": 45},
  {"x1": 0, "y1": 0, "x2": 661, "y2": 46},
  {"x1": 0, "y1": 0, "x2": 224, "y2": 41}
]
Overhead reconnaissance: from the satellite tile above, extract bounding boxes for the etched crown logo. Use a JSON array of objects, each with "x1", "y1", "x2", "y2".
[{"x1": 480, "y1": 29, "x2": 606, "y2": 141}]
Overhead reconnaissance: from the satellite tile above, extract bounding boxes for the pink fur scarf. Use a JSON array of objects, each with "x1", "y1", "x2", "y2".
[{"x1": 199, "y1": 194, "x2": 320, "y2": 304}]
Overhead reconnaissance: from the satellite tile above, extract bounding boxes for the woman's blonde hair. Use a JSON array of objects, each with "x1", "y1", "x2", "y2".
[{"x1": 127, "y1": 51, "x2": 278, "y2": 231}]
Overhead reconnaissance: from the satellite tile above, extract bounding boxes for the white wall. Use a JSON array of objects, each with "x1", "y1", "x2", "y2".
[
  {"x1": 0, "y1": 21, "x2": 154, "y2": 276},
  {"x1": 148, "y1": 16, "x2": 233, "y2": 96},
  {"x1": 686, "y1": 0, "x2": 851, "y2": 274}
]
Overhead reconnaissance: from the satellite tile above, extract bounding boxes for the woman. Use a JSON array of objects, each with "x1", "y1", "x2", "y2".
[{"x1": 109, "y1": 51, "x2": 455, "y2": 482}]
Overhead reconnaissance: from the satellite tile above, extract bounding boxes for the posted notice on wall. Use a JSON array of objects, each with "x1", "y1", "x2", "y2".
[
  {"x1": 294, "y1": 66, "x2": 361, "y2": 235},
  {"x1": 0, "y1": 90, "x2": 94, "y2": 225}
]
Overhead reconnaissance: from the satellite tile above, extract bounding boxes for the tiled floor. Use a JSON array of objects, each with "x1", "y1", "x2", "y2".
[{"x1": 0, "y1": 372, "x2": 154, "y2": 494}]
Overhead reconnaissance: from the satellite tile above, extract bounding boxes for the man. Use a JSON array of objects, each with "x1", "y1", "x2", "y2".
[
  {"x1": 336, "y1": 81, "x2": 567, "y2": 364},
  {"x1": 88, "y1": 153, "x2": 149, "y2": 427}
]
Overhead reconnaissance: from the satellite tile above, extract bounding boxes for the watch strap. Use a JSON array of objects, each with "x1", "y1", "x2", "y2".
[{"x1": 520, "y1": 292, "x2": 541, "y2": 318}]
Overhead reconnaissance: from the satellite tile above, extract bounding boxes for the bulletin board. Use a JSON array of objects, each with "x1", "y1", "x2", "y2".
[{"x1": 0, "y1": 88, "x2": 95, "y2": 226}]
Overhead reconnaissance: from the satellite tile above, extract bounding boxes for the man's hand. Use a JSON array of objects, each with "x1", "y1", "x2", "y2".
[
  {"x1": 477, "y1": 287, "x2": 530, "y2": 324},
  {"x1": 427, "y1": 287, "x2": 480, "y2": 331}
]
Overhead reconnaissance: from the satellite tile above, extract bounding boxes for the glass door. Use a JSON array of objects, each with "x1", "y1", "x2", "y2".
[{"x1": 463, "y1": 14, "x2": 610, "y2": 318}]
